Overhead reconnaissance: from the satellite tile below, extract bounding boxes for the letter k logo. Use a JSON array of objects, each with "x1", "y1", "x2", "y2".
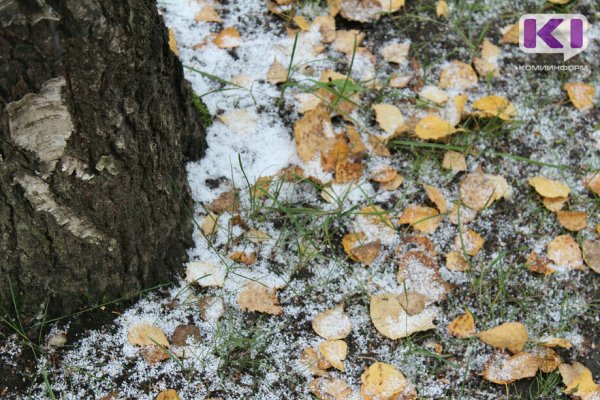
[{"x1": 523, "y1": 18, "x2": 563, "y2": 49}]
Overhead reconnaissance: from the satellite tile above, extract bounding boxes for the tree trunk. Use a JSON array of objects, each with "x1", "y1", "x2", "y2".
[{"x1": 0, "y1": 0, "x2": 206, "y2": 320}]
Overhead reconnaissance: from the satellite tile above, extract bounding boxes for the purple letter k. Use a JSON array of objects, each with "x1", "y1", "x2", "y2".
[{"x1": 523, "y1": 18, "x2": 564, "y2": 49}]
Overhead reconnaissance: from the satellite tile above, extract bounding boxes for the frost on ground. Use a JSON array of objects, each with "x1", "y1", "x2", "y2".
[{"x1": 4, "y1": 0, "x2": 600, "y2": 399}]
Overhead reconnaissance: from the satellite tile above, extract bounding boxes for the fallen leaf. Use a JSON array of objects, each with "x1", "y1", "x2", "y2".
[
  {"x1": 360, "y1": 362, "x2": 411, "y2": 400},
  {"x1": 460, "y1": 171, "x2": 510, "y2": 211},
  {"x1": 351, "y1": 240, "x2": 382, "y2": 266},
  {"x1": 563, "y1": 82, "x2": 595, "y2": 111},
  {"x1": 547, "y1": 235, "x2": 583, "y2": 270},
  {"x1": 439, "y1": 61, "x2": 478, "y2": 90},
  {"x1": 539, "y1": 337, "x2": 573, "y2": 349},
  {"x1": 228, "y1": 251, "x2": 257, "y2": 266},
  {"x1": 245, "y1": 228, "x2": 271, "y2": 243},
  {"x1": 319, "y1": 340, "x2": 347, "y2": 371},
  {"x1": 447, "y1": 202, "x2": 477, "y2": 225},
  {"x1": 171, "y1": 325, "x2": 201, "y2": 346},
  {"x1": 207, "y1": 190, "x2": 239, "y2": 214},
  {"x1": 454, "y1": 227, "x2": 484, "y2": 256},
  {"x1": 529, "y1": 176, "x2": 570, "y2": 198},
  {"x1": 156, "y1": 389, "x2": 180, "y2": 400},
  {"x1": 300, "y1": 347, "x2": 330, "y2": 376},
  {"x1": 327, "y1": 0, "x2": 342, "y2": 16},
  {"x1": 368, "y1": 134, "x2": 391, "y2": 157},
  {"x1": 310, "y1": 377, "x2": 353, "y2": 400},
  {"x1": 500, "y1": 23, "x2": 519, "y2": 44},
  {"x1": 128, "y1": 323, "x2": 169, "y2": 348},
  {"x1": 472, "y1": 95, "x2": 516, "y2": 121},
  {"x1": 372, "y1": 104, "x2": 405, "y2": 136},
  {"x1": 48, "y1": 333, "x2": 67, "y2": 347},
  {"x1": 396, "y1": 291, "x2": 427, "y2": 315},
  {"x1": 583, "y1": 240, "x2": 600, "y2": 274},
  {"x1": 414, "y1": 114, "x2": 457, "y2": 140},
  {"x1": 448, "y1": 310, "x2": 475, "y2": 337},
  {"x1": 293, "y1": 15, "x2": 310, "y2": 30},
  {"x1": 185, "y1": 261, "x2": 226, "y2": 287},
  {"x1": 526, "y1": 252, "x2": 554, "y2": 275},
  {"x1": 542, "y1": 196, "x2": 568, "y2": 212},
  {"x1": 332, "y1": 29, "x2": 365, "y2": 54},
  {"x1": 424, "y1": 185, "x2": 448, "y2": 213},
  {"x1": 584, "y1": 174, "x2": 600, "y2": 195},
  {"x1": 536, "y1": 347, "x2": 561, "y2": 373},
  {"x1": 198, "y1": 296, "x2": 225, "y2": 322},
  {"x1": 201, "y1": 212, "x2": 218, "y2": 236},
  {"x1": 312, "y1": 305, "x2": 352, "y2": 340},
  {"x1": 474, "y1": 39, "x2": 501, "y2": 78},
  {"x1": 556, "y1": 210, "x2": 587, "y2": 232},
  {"x1": 396, "y1": 250, "x2": 451, "y2": 302},
  {"x1": 218, "y1": 109, "x2": 257, "y2": 133},
  {"x1": 237, "y1": 282, "x2": 282, "y2": 315},
  {"x1": 141, "y1": 346, "x2": 169, "y2": 364},
  {"x1": 477, "y1": 322, "x2": 528, "y2": 354},
  {"x1": 370, "y1": 294, "x2": 436, "y2": 339},
  {"x1": 482, "y1": 352, "x2": 539, "y2": 384},
  {"x1": 267, "y1": 58, "x2": 288, "y2": 84},
  {"x1": 370, "y1": 165, "x2": 397, "y2": 183},
  {"x1": 312, "y1": 15, "x2": 336, "y2": 43},
  {"x1": 195, "y1": 5, "x2": 222, "y2": 23},
  {"x1": 214, "y1": 27, "x2": 242, "y2": 48},
  {"x1": 436, "y1": 0, "x2": 448, "y2": 17},
  {"x1": 295, "y1": 93, "x2": 322, "y2": 113},
  {"x1": 382, "y1": 42, "x2": 410, "y2": 64},
  {"x1": 168, "y1": 29, "x2": 179, "y2": 57},
  {"x1": 445, "y1": 251, "x2": 469, "y2": 271},
  {"x1": 294, "y1": 105, "x2": 332, "y2": 162},
  {"x1": 398, "y1": 205, "x2": 440, "y2": 233},
  {"x1": 346, "y1": 125, "x2": 367, "y2": 155},
  {"x1": 559, "y1": 362, "x2": 600, "y2": 398},
  {"x1": 419, "y1": 85, "x2": 449, "y2": 104},
  {"x1": 380, "y1": 174, "x2": 404, "y2": 191},
  {"x1": 442, "y1": 151, "x2": 467, "y2": 172}
]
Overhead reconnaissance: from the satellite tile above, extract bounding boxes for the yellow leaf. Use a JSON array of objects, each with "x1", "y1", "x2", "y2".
[
  {"x1": 482, "y1": 352, "x2": 539, "y2": 384},
  {"x1": 454, "y1": 227, "x2": 484, "y2": 256},
  {"x1": 448, "y1": 309, "x2": 475, "y2": 337},
  {"x1": 312, "y1": 305, "x2": 352, "y2": 340},
  {"x1": 398, "y1": 205, "x2": 440, "y2": 233},
  {"x1": 168, "y1": 29, "x2": 179, "y2": 57},
  {"x1": 564, "y1": 82, "x2": 595, "y2": 111},
  {"x1": 472, "y1": 95, "x2": 516, "y2": 121},
  {"x1": 294, "y1": 105, "x2": 332, "y2": 162},
  {"x1": 539, "y1": 337, "x2": 573, "y2": 349},
  {"x1": 460, "y1": 171, "x2": 510, "y2": 211},
  {"x1": 156, "y1": 389, "x2": 180, "y2": 400},
  {"x1": 370, "y1": 294, "x2": 436, "y2": 339},
  {"x1": 559, "y1": 362, "x2": 600, "y2": 397},
  {"x1": 556, "y1": 210, "x2": 587, "y2": 232},
  {"x1": 319, "y1": 340, "x2": 347, "y2": 371},
  {"x1": 439, "y1": 61, "x2": 478, "y2": 90},
  {"x1": 213, "y1": 27, "x2": 242, "y2": 49},
  {"x1": 419, "y1": 85, "x2": 449, "y2": 104},
  {"x1": 583, "y1": 240, "x2": 600, "y2": 274},
  {"x1": 424, "y1": 184, "x2": 448, "y2": 213},
  {"x1": 267, "y1": 58, "x2": 288, "y2": 84},
  {"x1": 445, "y1": 251, "x2": 469, "y2": 272},
  {"x1": 436, "y1": 0, "x2": 448, "y2": 17},
  {"x1": 529, "y1": 176, "x2": 570, "y2": 198},
  {"x1": 195, "y1": 5, "x2": 222, "y2": 23},
  {"x1": 500, "y1": 24, "x2": 520, "y2": 44},
  {"x1": 360, "y1": 362, "x2": 411, "y2": 400},
  {"x1": 542, "y1": 196, "x2": 567, "y2": 212},
  {"x1": 293, "y1": 15, "x2": 310, "y2": 30},
  {"x1": 128, "y1": 323, "x2": 169, "y2": 348},
  {"x1": 547, "y1": 234, "x2": 583, "y2": 270},
  {"x1": 382, "y1": 42, "x2": 410, "y2": 64},
  {"x1": 300, "y1": 347, "x2": 330, "y2": 376},
  {"x1": 310, "y1": 377, "x2": 353, "y2": 400},
  {"x1": 237, "y1": 282, "x2": 282, "y2": 315},
  {"x1": 372, "y1": 104, "x2": 405, "y2": 135},
  {"x1": 370, "y1": 165, "x2": 398, "y2": 183},
  {"x1": 477, "y1": 322, "x2": 528, "y2": 353},
  {"x1": 201, "y1": 212, "x2": 218, "y2": 236},
  {"x1": 414, "y1": 114, "x2": 457, "y2": 140},
  {"x1": 380, "y1": 174, "x2": 404, "y2": 191},
  {"x1": 584, "y1": 174, "x2": 600, "y2": 195},
  {"x1": 245, "y1": 228, "x2": 271, "y2": 243},
  {"x1": 442, "y1": 151, "x2": 467, "y2": 172},
  {"x1": 332, "y1": 30, "x2": 365, "y2": 54}
]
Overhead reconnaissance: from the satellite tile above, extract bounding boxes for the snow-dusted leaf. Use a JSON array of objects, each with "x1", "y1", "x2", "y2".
[
  {"x1": 482, "y1": 352, "x2": 539, "y2": 384},
  {"x1": 414, "y1": 114, "x2": 457, "y2": 140},
  {"x1": 547, "y1": 234, "x2": 583, "y2": 270},
  {"x1": 398, "y1": 205, "x2": 440, "y2": 233},
  {"x1": 370, "y1": 294, "x2": 436, "y2": 339},
  {"x1": 319, "y1": 340, "x2": 347, "y2": 371},
  {"x1": 563, "y1": 82, "x2": 595, "y2": 111},
  {"x1": 372, "y1": 103, "x2": 405, "y2": 136},
  {"x1": 310, "y1": 377, "x2": 353, "y2": 400},
  {"x1": 360, "y1": 362, "x2": 414, "y2": 400},
  {"x1": 237, "y1": 282, "x2": 282, "y2": 315},
  {"x1": 472, "y1": 95, "x2": 516, "y2": 121},
  {"x1": 477, "y1": 322, "x2": 528, "y2": 354},
  {"x1": 312, "y1": 305, "x2": 352, "y2": 340},
  {"x1": 185, "y1": 261, "x2": 226, "y2": 287},
  {"x1": 213, "y1": 27, "x2": 242, "y2": 48},
  {"x1": 448, "y1": 310, "x2": 475, "y2": 337},
  {"x1": 439, "y1": 61, "x2": 478, "y2": 90},
  {"x1": 442, "y1": 151, "x2": 467, "y2": 172},
  {"x1": 583, "y1": 240, "x2": 600, "y2": 274},
  {"x1": 128, "y1": 323, "x2": 169, "y2": 348}
]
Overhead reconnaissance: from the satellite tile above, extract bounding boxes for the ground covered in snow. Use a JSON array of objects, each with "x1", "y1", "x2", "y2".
[{"x1": 2, "y1": 0, "x2": 599, "y2": 399}]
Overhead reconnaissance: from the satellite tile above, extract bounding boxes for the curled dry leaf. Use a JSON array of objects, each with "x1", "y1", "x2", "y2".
[
  {"x1": 228, "y1": 251, "x2": 257, "y2": 266},
  {"x1": 346, "y1": 126, "x2": 367, "y2": 155},
  {"x1": 382, "y1": 42, "x2": 410, "y2": 64},
  {"x1": 536, "y1": 347, "x2": 560, "y2": 373},
  {"x1": 300, "y1": 347, "x2": 330, "y2": 376},
  {"x1": 436, "y1": 0, "x2": 448, "y2": 17},
  {"x1": 547, "y1": 234, "x2": 583, "y2": 270},
  {"x1": 424, "y1": 185, "x2": 448, "y2": 213},
  {"x1": 156, "y1": 389, "x2": 180, "y2": 400},
  {"x1": 448, "y1": 309, "x2": 475, "y2": 337},
  {"x1": 168, "y1": 29, "x2": 179, "y2": 57},
  {"x1": 372, "y1": 104, "x2": 405, "y2": 136},
  {"x1": 482, "y1": 352, "x2": 539, "y2": 385},
  {"x1": 399, "y1": 234, "x2": 436, "y2": 255},
  {"x1": 414, "y1": 114, "x2": 457, "y2": 140},
  {"x1": 370, "y1": 294, "x2": 436, "y2": 339},
  {"x1": 556, "y1": 210, "x2": 587, "y2": 232},
  {"x1": 583, "y1": 240, "x2": 600, "y2": 274},
  {"x1": 360, "y1": 362, "x2": 413, "y2": 400},
  {"x1": 245, "y1": 228, "x2": 271, "y2": 243},
  {"x1": 442, "y1": 151, "x2": 467, "y2": 172},
  {"x1": 267, "y1": 58, "x2": 288, "y2": 84},
  {"x1": 292, "y1": 15, "x2": 310, "y2": 30},
  {"x1": 319, "y1": 340, "x2": 347, "y2": 371},
  {"x1": 472, "y1": 95, "x2": 516, "y2": 121},
  {"x1": 563, "y1": 82, "x2": 595, "y2": 111},
  {"x1": 454, "y1": 227, "x2": 484, "y2": 256},
  {"x1": 559, "y1": 362, "x2": 600, "y2": 398},
  {"x1": 213, "y1": 27, "x2": 242, "y2": 48},
  {"x1": 526, "y1": 252, "x2": 554, "y2": 275},
  {"x1": 128, "y1": 323, "x2": 170, "y2": 348},
  {"x1": 396, "y1": 250, "x2": 451, "y2": 302},
  {"x1": 185, "y1": 261, "x2": 226, "y2": 287},
  {"x1": 398, "y1": 205, "x2": 440, "y2": 233},
  {"x1": 477, "y1": 322, "x2": 528, "y2": 354},
  {"x1": 380, "y1": 174, "x2": 404, "y2": 191},
  {"x1": 237, "y1": 282, "x2": 282, "y2": 315},
  {"x1": 529, "y1": 176, "x2": 570, "y2": 198},
  {"x1": 310, "y1": 377, "x2": 353, "y2": 400},
  {"x1": 439, "y1": 61, "x2": 478, "y2": 90},
  {"x1": 445, "y1": 251, "x2": 469, "y2": 271},
  {"x1": 294, "y1": 104, "x2": 332, "y2": 163},
  {"x1": 332, "y1": 29, "x2": 365, "y2": 54},
  {"x1": 312, "y1": 305, "x2": 352, "y2": 340},
  {"x1": 370, "y1": 165, "x2": 397, "y2": 183},
  {"x1": 207, "y1": 190, "x2": 238, "y2": 214},
  {"x1": 539, "y1": 337, "x2": 573, "y2": 349}
]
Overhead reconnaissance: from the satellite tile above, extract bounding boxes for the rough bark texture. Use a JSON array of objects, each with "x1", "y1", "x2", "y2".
[{"x1": 0, "y1": 0, "x2": 206, "y2": 319}]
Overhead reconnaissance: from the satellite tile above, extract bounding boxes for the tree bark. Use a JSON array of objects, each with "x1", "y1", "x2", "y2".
[{"x1": 0, "y1": 0, "x2": 206, "y2": 320}]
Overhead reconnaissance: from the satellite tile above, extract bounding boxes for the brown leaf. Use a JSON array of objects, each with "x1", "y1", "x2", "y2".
[
  {"x1": 207, "y1": 190, "x2": 239, "y2": 214},
  {"x1": 448, "y1": 310, "x2": 475, "y2": 337},
  {"x1": 396, "y1": 250, "x2": 450, "y2": 302},
  {"x1": 228, "y1": 251, "x2": 257, "y2": 266},
  {"x1": 294, "y1": 105, "x2": 332, "y2": 162},
  {"x1": 300, "y1": 347, "x2": 330, "y2": 376},
  {"x1": 424, "y1": 185, "x2": 448, "y2": 214},
  {"x1": 171, "y1": 325, "x2": 201, "y2": 346},
  {"x1": 140, "y1": 346, "x2": 169, "y2": 364},
  {"x1": 583, "y1": 240, "x2": 600, "y2": 274},
  {"x1": 351, "y1": 240, "x2": 382, "y2": 266},
  {"x1": 526, "y1": 252, "x2": 554, "y2": 275},
  {"x1": 310, "y1": 377, "x2": 353, "y2": 400},
  {"x1": 237, "y1": 282, "x2": 282, "y2": 315}
]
